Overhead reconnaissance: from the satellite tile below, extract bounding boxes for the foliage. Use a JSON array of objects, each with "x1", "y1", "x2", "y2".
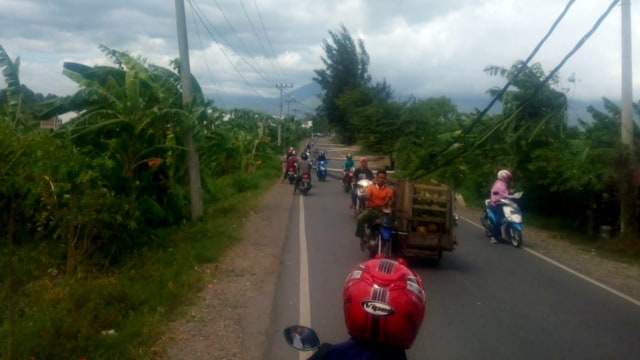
[
  {"x1": 0, "y1": 161, "x2": 280, "y2": 359},
  {"x1": 199, "y1": 109, "x2": 274, "y2": 177},
  {"x1": 0, "y1": 41, "x2": 306, "y2": 359},
  {"x1": 313, "y1": 25, "x2": 371, "y2": 144},
  {"x1": 337, "y1": 81, "x2": 403, "y2": 169},
  {"x1": 394, "y1": 96, "x2": 463, "y2": 181}
]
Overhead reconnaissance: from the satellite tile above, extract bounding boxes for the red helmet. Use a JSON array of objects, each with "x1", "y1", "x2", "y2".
[
  {"x1": 343, "y1": 257, "x2": 426, "y2": 349},
  {"x1": 360, "y1": 157, "x2": 368, "y2": 164}
]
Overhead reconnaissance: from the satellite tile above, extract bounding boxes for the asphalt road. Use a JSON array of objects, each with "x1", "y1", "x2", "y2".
[{"x1": 267, "y1": 139, "x2": 640, "y2": 360}]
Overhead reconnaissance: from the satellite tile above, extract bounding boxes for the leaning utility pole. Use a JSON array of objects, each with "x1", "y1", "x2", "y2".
[
  {"x1": 175, "y1": 0, "x2": 204, "y2": 219},
  {"x1": 275, "y1": 82, "x2": 293, "y2": 146},
  {"x1": 620, "y1": 0, "x2": 636, "y2": 238}
]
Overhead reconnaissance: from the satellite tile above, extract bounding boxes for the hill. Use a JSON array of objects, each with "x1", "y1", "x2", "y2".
[{"x1": 207, "y1": 82, "x2": 604, "y2": 126}]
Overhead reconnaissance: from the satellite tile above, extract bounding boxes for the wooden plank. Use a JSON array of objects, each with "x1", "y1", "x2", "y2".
[
  {"x1": 412, "y1": 183, "x2": 449, "y2": 191},
  {"x1": 407, "y1": 216, "x2": 446, "y2": 223},
  {"x1": 411, "y1": 204, "x2": 448, "y2": 212}
]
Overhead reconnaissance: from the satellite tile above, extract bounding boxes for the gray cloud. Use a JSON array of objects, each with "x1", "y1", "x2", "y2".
[{"x1": 1, "y1": 0, "x2": 639, "y2": 112}]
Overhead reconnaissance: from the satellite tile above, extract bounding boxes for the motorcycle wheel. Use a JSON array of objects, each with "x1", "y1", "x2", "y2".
[
  {"x1": 343, "y1": 181, "x2": 351, "y2": 193},
  {"x1": 363, "y1": 228, "x2": 376, "y2": 257},
  {"x1": 481, "y1": 213, "x2": 492, "y2": 237},
  {"x1": 381, "y1": 240, "x2": 392, "y2": 258},
  {"x1": 368, "y1": 241, "x2": 378, "y2": 258},
  {"x1": 508, "y1": 228, "x2": 523, "y2": 248},
  {"x1": 356, "y1": 197, "x2": 366, "y2": 215}
]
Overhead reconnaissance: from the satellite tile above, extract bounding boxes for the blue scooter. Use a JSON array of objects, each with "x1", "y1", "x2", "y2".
[
  {"x1": 481, "y1": 192, "x2": 524, "y2": 247},
  {"x1": 316, "y1": 160, "x2": 327, "y2": 182}
]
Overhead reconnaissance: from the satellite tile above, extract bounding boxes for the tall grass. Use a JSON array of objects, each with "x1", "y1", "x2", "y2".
[{"x1": 0, "y1": 157, "x2": 282, "y2": 360}]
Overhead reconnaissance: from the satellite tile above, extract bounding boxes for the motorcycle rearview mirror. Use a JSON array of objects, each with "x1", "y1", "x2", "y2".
[
  {"x1": 508, "y1": 191, "x2": 524, "y2": 199},
  {"x1": 283, "y1": 325, "x2": 321, "y2": 351}
]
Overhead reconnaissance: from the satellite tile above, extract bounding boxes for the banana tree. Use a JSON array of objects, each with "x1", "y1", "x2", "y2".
[
  {"x1": 44, "y1": 46, "x2": 208, "y2": 214},
  {"x1": 0, "y1": 44, "x2": 25, "y2": 130}
]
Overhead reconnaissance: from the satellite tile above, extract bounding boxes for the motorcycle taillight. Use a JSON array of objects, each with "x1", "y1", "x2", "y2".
[{"x1": 303, "y1": 173, "x2": 310, "y2": 179}]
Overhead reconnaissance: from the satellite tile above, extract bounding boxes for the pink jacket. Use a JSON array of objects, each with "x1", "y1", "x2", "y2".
[{"x1": 490, "y1": 179, "x2": 509, "y2": 205}]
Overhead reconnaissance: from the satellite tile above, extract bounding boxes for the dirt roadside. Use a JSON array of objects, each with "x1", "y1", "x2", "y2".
[
  {"x1": 157, "y1": 183, "x2": 293, "y2": 360},
  {"x1": 158, "y1": 145, "x2": 640, "y2": 359}
]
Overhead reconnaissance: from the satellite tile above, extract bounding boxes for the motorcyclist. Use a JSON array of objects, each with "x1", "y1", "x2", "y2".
[
  {"x1": 351, "y1": 157, "x2": 375, "y2": 210},
  {"x1": 488, "y1": 169, "x2": 513, "y2": 244},
  {"x1": 355, "y1": 170, "x2": 394, "y2": 249},
  {"x1": 317, "y1": 151, "x2": 327, "y2": 163},
  {"x1": 342, "y1": 154, "x2": 356, "y2": 189},
  {"x1": 295, "y1": 152, "x2": 312, "y2": 191},
  {"x1": 307, "y1": 256, "x2": 426, "y2": 359},
  {"x1": 343, "y1": 153, "x2": 355, "y2": 171},
  {"x1": 282, "y1": 147, "x2": 297, "y2": 181}
]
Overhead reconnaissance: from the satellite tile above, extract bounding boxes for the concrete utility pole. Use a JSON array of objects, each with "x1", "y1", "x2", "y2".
[
  {"x1": 275, "y1": 83, "x2": 293, "y2": 146},
  {"x1": 175, "y1": 0, "x2": 204, "y2": 219},
  {"x1": 620, "y1": 0, "x2": 636, "y2": 237}
]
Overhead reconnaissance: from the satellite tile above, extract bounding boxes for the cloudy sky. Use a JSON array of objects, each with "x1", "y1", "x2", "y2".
[{"x1": 1, "y1": 0, "x2": 639, "y2": 114}]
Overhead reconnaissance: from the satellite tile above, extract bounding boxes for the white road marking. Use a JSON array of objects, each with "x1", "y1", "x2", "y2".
[
  {"x1": 298, "y1": 195, "x2": 312, "y2": 359},
  {"x1": 461, "y1": 215, "x2": 640, "y2": 308}
]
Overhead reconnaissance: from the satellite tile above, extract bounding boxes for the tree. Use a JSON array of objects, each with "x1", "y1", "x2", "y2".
[
  {"x1": 395, "y1": 96, "x2": 463, "y2": 181},
  {"x1": 313, "y1": 25, "x2": 371, "y2": 144},
  {"x1": 34, "y1": 46, "x2": 213, "y2": 268},
  {"x1": 338, "y1": 80, "x2": 402, "y2": 168}
]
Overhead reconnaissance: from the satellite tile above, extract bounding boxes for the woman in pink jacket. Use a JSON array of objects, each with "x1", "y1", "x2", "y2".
[{"x1": 489, "y1": 169, "x2": 513, "y2": 243}]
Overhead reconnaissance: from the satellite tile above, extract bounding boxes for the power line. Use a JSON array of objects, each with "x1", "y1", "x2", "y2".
[
  {"x1": 252, "y1": 0, "x2": 289, "y2": 81},
  {"x1": 189, "y1": 0, "x2": 279, "y2": 89},
  {"x1": 431, "y1": 0, "x2": 620, "y2": 172},
  {"x1": 211, "y1": 0, "x2": 276, "y2": 85},
  {"x1": 240, "y1": 0, "x2": 288, "y2": 83},
  {"x1": 432, "y1": 0, "x2": 577, "y2": 160},
  {"x1": 187, "y1": 0, "x2": 274, "y2": 109},
  {"x1": 188, "y1": 3, "x2": 226, "y2": 108}
]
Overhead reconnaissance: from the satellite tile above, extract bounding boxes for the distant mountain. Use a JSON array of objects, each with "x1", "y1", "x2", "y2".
[
  {"x1": 208, "y1": 82, "x2": 604, "y2": 126},
  {"x1": 205, "y1": 82, "x2": 322, "y2": 117}
]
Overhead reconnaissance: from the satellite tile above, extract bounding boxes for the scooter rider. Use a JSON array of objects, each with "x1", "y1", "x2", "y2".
[
  {"x1": 282, "y1": 146, "x2": 297, "y2": 180},
  {"x1": 317, "y1": 150, "x2": 327, "y2": 163},
  {"x1": 295, "y1": 152, "x2": 312, "y2": 190},
  {"x1": 343, "y1": 153, "x2": 355, "y2": 171},
  {"x1": 351, "y1": 157, "x2": 374, "y2": 209},
  {"x1": 342, "y1": 154, "x2": 356, "y2": 189},
  {"x1": 489, "y1": 169, "x2": 513, "y2": 244},
  {"x1": 308, "y1": 256, "x2": 426, "y2": 359},
  {"x1": 355, "y1": 170, "x2": 394, "y2": 249}
]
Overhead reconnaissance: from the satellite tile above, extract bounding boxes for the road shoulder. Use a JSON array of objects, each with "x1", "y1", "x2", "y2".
[{"x1": 160, "y1": 181, "x2": 293, "y2": 360}]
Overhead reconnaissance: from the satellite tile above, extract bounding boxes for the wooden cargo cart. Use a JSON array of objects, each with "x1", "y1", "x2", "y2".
[{"x1": 392, "y1": 179, "x2": 457, "y2": 263}]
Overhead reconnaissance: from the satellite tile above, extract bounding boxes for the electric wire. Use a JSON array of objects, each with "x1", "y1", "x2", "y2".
[
  {"x1": 189, "y1": 0, "x2": 276, "y2": 87},
  {"x1": 432, "y1": 0, "x2": 577, "y2": 160},
  {"x1": 187, "y1": 0, "x2": 275, "y2": 110},
  {"x1": 189, "y1": 0, "x2": 298, "y2": 114},
  {"x1": 431, "y1": 0, "x2": 621, "y2": 172},
  {"x1": 211, "y1": 0, "x2": 276, "y2": 85},
  {"x1": 189, "y1": 3, "x2": 226, "y2": 108},
  {"x1": 252, "y1": 0, "x2": 289, "y2": 82},
  {"x1": 240, "y1": 0, "x2": 288, "y2": 84}
]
